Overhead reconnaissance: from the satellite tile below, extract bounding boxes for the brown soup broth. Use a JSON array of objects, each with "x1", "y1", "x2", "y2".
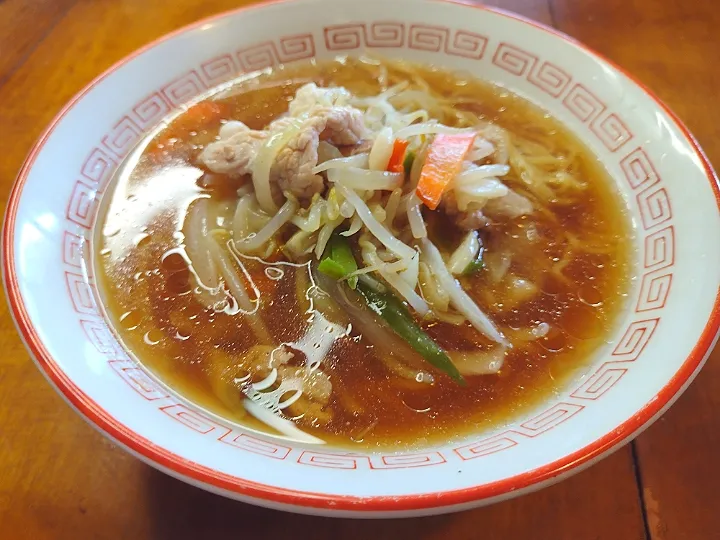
[{"x1": 96, "y1": 58, "x2": 633, "y2": 449}]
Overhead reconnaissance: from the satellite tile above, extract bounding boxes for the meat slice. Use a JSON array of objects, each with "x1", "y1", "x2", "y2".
[
  {"x1": 311, "y1": 106, "x2": 366, "y2": 145},
  {"x1": 442, "y1": 192, "x2": 490, "y2": 230},
  {"x1": 272, "y1": 106, "x2": 366, "y2": 200},
  {"x1": 198, "y1": 128, "x2": 267, "y2": 176},
  {"x1": 483, "y1": 190, "x2": 533, "y2": 220},
  {"x1": 456, "y1": 207, "x2": 491, "y2": 230},
  {"x1": 443, "y1": 188, "x2": 532, "y2": 230},
  {"x1": 277, "y1": 366, "x2": 333, "y2": 405},
  {"x1": 288, "y1": 83, "x2": 352, "y2": 116},
  {"x1": 198, "y1": 88, "x2": 367, "y2": 202}
]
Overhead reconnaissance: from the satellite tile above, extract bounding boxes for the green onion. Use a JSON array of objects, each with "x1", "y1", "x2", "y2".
[
  {"x1": 403, "y1": 151, "x2": 415, "y2": 176},
  {"x1": 462, "y1": 259, "x2": 484, "y2": 276},
  {"x1": 317, "y1": 236, "x2": 464, "y2": 384},
  {"x1": 318, "y1": 234, "x2": 358, "y2": 288},
  {"x1": 356, "y1": 280, "x2": 465, "y2": 384},
  {"x1": 317, "y1": 257, "x2": 347, "y2": 279}
]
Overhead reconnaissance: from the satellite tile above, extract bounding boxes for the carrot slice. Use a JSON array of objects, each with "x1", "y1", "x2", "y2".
[
  {"x1": 415, "y1": 133, "x2": 476, "y2": 210},
  {"x1": 386, "y1": 138, "x2": 410, "y2": 173}
]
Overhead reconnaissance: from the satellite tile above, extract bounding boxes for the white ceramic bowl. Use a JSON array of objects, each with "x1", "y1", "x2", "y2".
[{"x1": 4, "y1": 0, "x2": 720, "y2": 518}]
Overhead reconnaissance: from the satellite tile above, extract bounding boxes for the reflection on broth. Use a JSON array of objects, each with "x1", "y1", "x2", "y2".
[{"x1": 96, "y1": 57, "x2": 632, "y2": 449}]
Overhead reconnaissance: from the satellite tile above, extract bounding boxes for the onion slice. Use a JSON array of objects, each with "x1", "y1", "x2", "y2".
[
  {"x1": 312, "y1": 153, "x2": 368, "y2": 174},
  {"x1": 335, "y1": 184, "x2": 416, "y2": 260},
  {"x1": 235, "y1": 198, "x2": 298, "y2": 253},
  {"x1": 328, "y1": 168, "x2": 403, "y2": 191},
  {"x1": 448, "y1": 231, "x2": 481, "y2": 275},
  {"x1": 251, "y1": 119, "x2": 303, "y2": 213},
  {"x1": 405, "y1": 193, "x2": 428, "y2": 239},
  {"x1": 421, "y1": 238, "x2": 508, "y2": 346},
  {"x1": 448, "y1": 347, "x2": 506, "y2": 375},
  {"x1": 243, "y1": 398, "x2": 325, "y2": 444},
  {"x1": 395, "y1": 121, "x2": 474, "y2": 140}
]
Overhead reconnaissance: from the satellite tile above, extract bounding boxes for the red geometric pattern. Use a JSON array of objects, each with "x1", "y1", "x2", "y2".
[
  {"x1": 454, "y1": 435, "x2": 518, "y2": 460},
  {"x1": 445, "y1": 29, "x2": 488, "y2": 59},
  {"x1": 563, "y1": 83, "x2": 606, "y2": 123},
  {"x1": 298, "y1": 452, "x2": 366, "y2": 469},
  {"x1": 454, "y1": 403, "x2": 583, "y2": 461},
  {"x1": 295, "y1": 451, "x2": 446, "y2": 470},
  {"x1": 527, "y1": 61, "x2": 571, "y2": 97},
  {"x1": 493, "y1": 43, "x2": 575, "y2": 101},
  {"x1": 109, "y1": 359, "x2": 169, "y2": 401},
  {"x1": 65, "y1": 271, "x2": 98, "y2": 316},
  {"x1": 237, "y1": 34, "x2": 315, "y2": 71},
  {"x1": 277, "y1": 34, "x2": 316, "y2": 62},
  {"x1": 644, "y1": 226, "x2": 675, "y2": 270},
  {"x1": 621, "y1": 147, "x2": 660, "y2": 190},
  {"x1": 324, "y1": 24, "x2": 365, "y2": 50},
  {"x1": 200, "y1": 55, "x2": 239, "y2": 86},
  {"x1": 219, "y1": 432, "x2": 292, "y2": 459},
  {"x1": 492, "y1": 42, "x2": 537, "y2": 76},
  {"x1": 490, "y1": 41, "x2": 634, "y2": 155},
  {"x1": 66, "y1": 181, "x2": 98, "y2": 229},
  {"x1": 324, "y1": 23, "x2": 486, "y2": 59},
  {"x1": 408, "y1": 25, "x2": 449, "y2": 53},
  {"x1": 79, "y1": 319, "x2": 126, "y2": 358},
  {"x1": 365, "y1": 22, "x2": 406, "y2": 47},
  {"x1": 325, "y1": 22, "x2": 405, "y2": 50},
  {"x1": 132, "y1": 93, "x2": 173, "y2": 130},
  {"x1": 370, "y1": 452, "x2": 447, "y2": 469},
  {"x1": 236, "y1": 42, "x2": 277, "y2": 71},
  {"x1": 592, "y1": 113, "x2": 632, "y2": 152},
  {"x1": 519, "y1": 402, "x2": 584, "y2": 434},
  {"x1": 637, "y1": 186, "x2": 672, "y2": 230},
  {"x1": 161, "y1": 70, "x2": 207, "y2": 107},
  {"x1": 571, "y1": 364, "x2": 628, "y2": 400},
  {"x1": 101, "y1": 116, "x2": 142, "y2": 159},
  {"x1": 611, "y1": 319, "x2": 659, "y2": 361},
  {"x1": 80, "y1": 147, "x2": 117, "y2": 190},
  {"x1": 56, "y1": 25, "x2": 675, "y2": 468},
  {"x1": 637, "y1": 271, "x2": 672, "y2": 312},
  {"x1": 62, "y1": 231, "x2": 84, "y2": 268},
  {"x1": 160, "y1": 404, "x2": 230, "y2": 435}
]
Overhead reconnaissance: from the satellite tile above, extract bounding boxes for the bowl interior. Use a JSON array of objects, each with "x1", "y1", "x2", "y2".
[{"x1": 5, "y1": 0, "x2": 719, "y2": 516}]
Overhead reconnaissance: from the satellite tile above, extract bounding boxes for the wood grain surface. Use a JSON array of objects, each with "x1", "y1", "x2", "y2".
[{"x1": 0, "y1": 1, "x2": 717, "y2": 539}]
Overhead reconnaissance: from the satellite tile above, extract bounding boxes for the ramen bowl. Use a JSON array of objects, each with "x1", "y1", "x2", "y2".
[{"x1": 4, "y1": 0, "x2": 719, "y2": 518}]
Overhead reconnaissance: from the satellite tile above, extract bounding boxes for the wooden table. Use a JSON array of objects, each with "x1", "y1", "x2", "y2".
[{"x1": 0, "y1": 0, "x2": 718, "y2": 538}]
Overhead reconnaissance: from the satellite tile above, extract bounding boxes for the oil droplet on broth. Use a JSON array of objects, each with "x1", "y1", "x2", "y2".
[
  {"x1": 133, "y1": 232, "x2": 151, "y2": 247},
  {"x1": 560, "y1": 304, "x2": 603, "y2": 340},
  {"x1": 265, "y1": 267, "x2": 284, "y2": 281},
  {"x1": 578, "y1": 284, "x2": 603, "y2": 306},
  {"x1": 161, "y1": 250, "x2": 189, "y2": 273},
  {"x1": 401, "y1": 392, "x2": 434, "y2": 414},
  {"x1": 119, "y1": 310, "x2": 142, "y2": 331},
  {"x1": 538, "y1": 327, "x2": 567, "y2": 352},
  {"x1": 167, "y1": 271, "x2": 191, "y2": 294},
  {"x1": 143, "y1": 329, "x2": 164, "y2": 346},
  {"x1": 103, "y1": 225, "x2": 121, "y2": 238},
  {"x1": 99, "y1": 248, "x2": 112, "y2": 257},
  {"x1": 540, "y1": 273, "x2": 566, "y2": 296}
]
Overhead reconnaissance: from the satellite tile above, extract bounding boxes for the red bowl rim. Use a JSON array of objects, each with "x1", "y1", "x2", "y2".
[{"x1": 3, "y1": 0, "x2": 720, "y2": 513}]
